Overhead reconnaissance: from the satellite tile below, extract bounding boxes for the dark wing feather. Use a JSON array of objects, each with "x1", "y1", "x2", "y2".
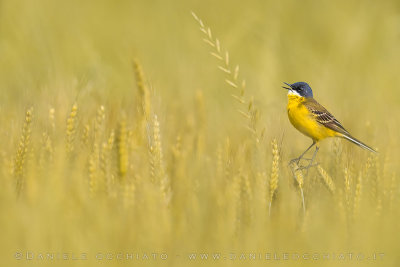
[{"x1": 304, "y1": 98, "x2": 349, "y2": 135}]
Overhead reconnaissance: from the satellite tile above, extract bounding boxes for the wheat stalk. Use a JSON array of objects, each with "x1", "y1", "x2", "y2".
[
  {"x1": 117, "y1": 119, "x2": 128, "y2": 179},
  {"x1": 105, "y1": 130, "x2": 116, "y2": 197},
  {"x1": 66, "y1": 103, "x2": 78, "y2": 154},
  {"x1": 317, "y1": 165, "x2": 336, "y2": 193},
  {"x1": 344, "y1": 166, "x2": 352, "y2": 219},
  {"x1": 241, "y1": 172, "x2": 253, "y2": 226},
  {"x1": 191, "y1": 12, "x2": 263, "y2": 143},
  {"x1": 14, "y1": 107, "x2": 33, "y2": 194},
  {"x1": 88, "y1": 105, "x2": 107, "y2": 195},
  {"x1": 133, "y1": 59, "x2": 152, "y2": 146},
  {"x1": 269, "y1": 138, "x2": 279, "y2": 216},
  {"x1": 38, "y1": 131, "x2": 53, "y2": 170},
  {"x1": 94, "y1": 105, "x2": 105, "y2": 142},
  {"x1": 291, "y1": 163, "x2": 305, "y2": 215},
  {"x1": 38, "y1": 108, "x2": 55, "y2": 170},
  {"x1": 373, "y1": 154, "x2": 382, "y2": 216},
  {"x1": 133, "y1": 59, "x2": 151, "y2": 119},
  {"x1": 230, "y1": 168, "x2": 243, "y2": 234},
  {"x1": 147, "y1": 114, "x2": 171, "y2": 206},
  {"x1": 352, "y1": 171, "x2": 362, "y2": 220},
  {"x1": 82, "y1": 124, "x2": 90, "y2": 147},
  {"x1": 48, "y1": 107, "x2": 55, "y2": 133},
  {"x1": 88, "y1": 143, "x2": 99, "y2": 197}
]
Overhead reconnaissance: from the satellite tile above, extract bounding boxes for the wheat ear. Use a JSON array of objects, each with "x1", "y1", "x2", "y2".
[
  {"x1": 269, "y1": 138, "x2": 279, "y2": 216},
  {"x1": 133, "y1": 59, "x2": 151, "y2": 119},
  {"x1": 66, "y1": 103, "x2": 78, "y2": 154},
  {"x1": 117, "y1": 119, "x2": 128, "y2": 179},
  {"x1": 353, "y1": 171, "x2": 362, "y2": 220},
  {"x1": 88, "y1": 143, "x2": 99, "y2": 197},
  {"x1": 191, "y1": 12, "x2": 263, "y2": 142},
  {"x1": 147, "y1": 114, "x2": 171, "y2": 206},
  {"x1": 291, "y1": 163, "x2": 305, "y2": 215},
  {"x1": 14, "y1": 107, "x2": 33, "y2": 194},
  {"x1": 317, "y1": 165, "x2": 336, "y2": 193}
]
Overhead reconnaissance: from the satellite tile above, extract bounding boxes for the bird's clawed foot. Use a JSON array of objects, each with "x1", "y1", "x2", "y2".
[
  {"x1": 289, "y1": 157, "x2": 314, "y2": 167},
  {"x1": 289, "y1": 157, "x2": 301, "y2": 166},
  {"x1": 289, "y1": 156, "x2": 319, "y2": 178},
  {"x1": 289, "y1": 159, "x2": 318, "y2": 170},
  {"x1": 289, "y1": 143, "x2": 320, "y2": 174},
  {"x1": 297, "y1": 162, "x2": 319, "y2": 171}
]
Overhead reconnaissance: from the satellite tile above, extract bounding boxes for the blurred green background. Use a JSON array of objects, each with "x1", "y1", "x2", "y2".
[
  {"x1": 1, "y1": 0, "x2": 399, "y2": 266},
  {"x1": 1, "y1": 0, "x2": 399, "y2": 149}
]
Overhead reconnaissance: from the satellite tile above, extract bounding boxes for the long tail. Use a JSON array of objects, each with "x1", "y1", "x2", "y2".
[{"x1": 341, "y1": 134, "x2": 377, "y2": 153}]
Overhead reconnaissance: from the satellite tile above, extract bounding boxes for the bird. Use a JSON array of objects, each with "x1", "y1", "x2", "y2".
[{"x1": 283, "y1": 81, "x2": 376, "y2": 169}]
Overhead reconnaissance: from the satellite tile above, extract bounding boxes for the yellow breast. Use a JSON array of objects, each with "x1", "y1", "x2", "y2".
[{"x1": 287, "y1": 95, "x2": 337, "y2": 141}]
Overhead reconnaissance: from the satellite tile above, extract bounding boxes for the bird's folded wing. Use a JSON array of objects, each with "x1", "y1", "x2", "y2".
[{"x1": 305, "y1": 99, "x2": 350, "y2": 136}]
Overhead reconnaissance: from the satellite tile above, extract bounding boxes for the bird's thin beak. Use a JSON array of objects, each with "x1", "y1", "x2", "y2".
[{"x1": 282, "y1": 82, "x2": 292, "y2": 90}]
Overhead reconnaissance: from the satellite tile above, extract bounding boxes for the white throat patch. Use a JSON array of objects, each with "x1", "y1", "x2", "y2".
[{"x1": 288, "y1": 90, "x2": 301, "y2": 97}]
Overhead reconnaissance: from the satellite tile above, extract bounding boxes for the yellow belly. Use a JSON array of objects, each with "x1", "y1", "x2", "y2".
[{"x1": 287, "y1": 96, "x2": 337, "y2": 141}]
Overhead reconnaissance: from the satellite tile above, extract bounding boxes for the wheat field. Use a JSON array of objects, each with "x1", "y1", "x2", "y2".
[{"x1": 1, "y1": 0, "x2": 399, "y2": 266}]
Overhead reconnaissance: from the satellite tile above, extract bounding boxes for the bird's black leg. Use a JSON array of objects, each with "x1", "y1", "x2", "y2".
[{"x1": 289, "y1": 141, "x2": 316, "y2": 165}]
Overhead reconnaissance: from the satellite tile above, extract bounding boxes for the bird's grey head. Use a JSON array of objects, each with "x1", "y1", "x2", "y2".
[{"x1": 282, "y1": 82, "x2": 313, "y2": 98}]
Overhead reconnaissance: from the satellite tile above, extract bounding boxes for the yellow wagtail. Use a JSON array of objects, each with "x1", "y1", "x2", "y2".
[{"x1": 283, "y1": 82, "x2": 376, "y2": 167}]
